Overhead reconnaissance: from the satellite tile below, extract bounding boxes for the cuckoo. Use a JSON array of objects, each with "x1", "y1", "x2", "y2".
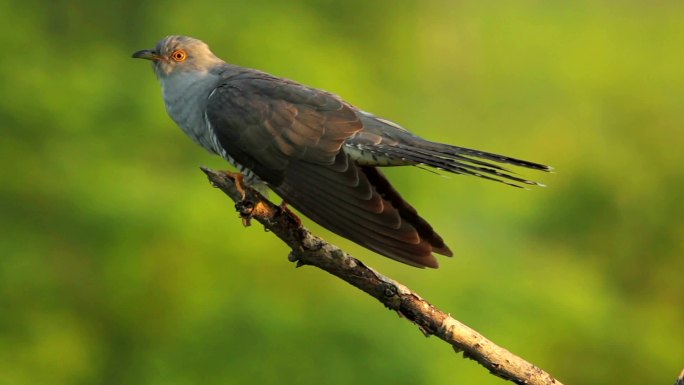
[{"x1": 132, "y1": 35, "x2": 551, "y2": 268}]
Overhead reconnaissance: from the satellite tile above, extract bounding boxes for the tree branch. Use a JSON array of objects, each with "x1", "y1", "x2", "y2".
[{"x1": 200, "y1": 166, "x2": 562, "y2": 385}]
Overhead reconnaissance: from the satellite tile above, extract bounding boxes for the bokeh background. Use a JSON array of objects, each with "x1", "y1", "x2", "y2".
[{"x1": 1, "y1": 1, "x2": 682, "y2": 384}]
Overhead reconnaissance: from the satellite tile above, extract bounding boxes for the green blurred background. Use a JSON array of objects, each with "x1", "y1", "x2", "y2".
[{"x1": 1, "y1": 0, "x2": 682, "y2": 384}]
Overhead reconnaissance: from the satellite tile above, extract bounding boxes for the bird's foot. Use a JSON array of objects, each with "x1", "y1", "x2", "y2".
[
  {"x1": 279, "y1": 201, "x2": 302, "y2": 226},
  {"x1": 236, "y1": 198, "x2": 272, "y2": 227}
]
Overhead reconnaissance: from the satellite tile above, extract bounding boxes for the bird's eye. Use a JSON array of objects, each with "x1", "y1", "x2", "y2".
[{"x1": 171, "y1": 49, "x2": 187, "y2": 62}]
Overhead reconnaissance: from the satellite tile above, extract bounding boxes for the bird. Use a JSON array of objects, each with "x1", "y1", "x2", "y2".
[{"x1": 132, "y1": 35, "x2": 551, "y2": 268}]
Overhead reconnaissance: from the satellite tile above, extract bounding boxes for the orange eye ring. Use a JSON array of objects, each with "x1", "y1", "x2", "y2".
[{"x1": 171, "y1": 49, "x2": 187, "y2": 62}]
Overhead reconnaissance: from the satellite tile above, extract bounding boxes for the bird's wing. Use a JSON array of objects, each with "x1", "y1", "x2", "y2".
[
  {"x1": 205, "y1": 73, "x2": 362, "y2": 184},
  {"x1": 205, "y1": 72, "x2": 449, "y2": 267}
]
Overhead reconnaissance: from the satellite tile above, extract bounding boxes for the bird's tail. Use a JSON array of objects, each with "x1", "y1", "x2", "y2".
[{"x1": 377, "y1": 139, "x2": 552, "y2": 188}]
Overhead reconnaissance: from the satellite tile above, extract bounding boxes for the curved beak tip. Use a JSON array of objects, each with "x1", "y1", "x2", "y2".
[{"x1": 132, "y1": 49, "x2": 159, "y2": 61}]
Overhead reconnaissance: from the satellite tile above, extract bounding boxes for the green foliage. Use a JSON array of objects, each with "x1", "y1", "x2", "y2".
[{"x1": 1, "y1": 1, "x2": 682, "y2": 384}]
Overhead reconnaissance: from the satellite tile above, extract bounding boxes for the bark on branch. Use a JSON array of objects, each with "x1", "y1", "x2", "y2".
[{"x1": 200, "y1": 166, "x2": 563, "y2": 385}]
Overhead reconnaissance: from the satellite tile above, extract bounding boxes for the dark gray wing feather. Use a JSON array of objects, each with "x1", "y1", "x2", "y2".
[{"x1": 279, "y1": 153, "x2": 449, "y2": 268}]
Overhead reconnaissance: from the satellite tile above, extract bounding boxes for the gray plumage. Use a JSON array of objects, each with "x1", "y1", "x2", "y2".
[{"x1": 133, "y1": 35, "x2": 551, "y2": 268}]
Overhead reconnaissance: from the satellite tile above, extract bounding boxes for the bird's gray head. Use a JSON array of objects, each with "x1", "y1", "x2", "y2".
[{"x1": 132, "y1": 35, "x2": 223, "y2": 78}]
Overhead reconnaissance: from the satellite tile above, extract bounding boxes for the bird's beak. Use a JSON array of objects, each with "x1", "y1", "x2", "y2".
[{"x1": 132, "y1": 49, "x2": 160, "y2": 61}]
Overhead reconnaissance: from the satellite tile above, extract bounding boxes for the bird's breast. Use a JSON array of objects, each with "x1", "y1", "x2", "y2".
[{"x1": 161, "y1": 71, "x2": 222, "y2": 155}]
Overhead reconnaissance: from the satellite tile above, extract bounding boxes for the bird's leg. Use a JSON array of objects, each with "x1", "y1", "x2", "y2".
[
  {"x1": 219, "y1": 170, "x2": 247, "y2": 200},
  {"x1": 219, "y1": 170, "x2": 254, "y2": 226}
]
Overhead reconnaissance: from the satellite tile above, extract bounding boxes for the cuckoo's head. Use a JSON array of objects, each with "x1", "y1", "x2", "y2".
[{"x1": 132, "y1": 35, "x2": 223, "y2": 78}]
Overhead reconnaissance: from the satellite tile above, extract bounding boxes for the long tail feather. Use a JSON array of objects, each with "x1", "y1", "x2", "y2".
[{"x1": 375, "y1": 141, "x2": 551, "y2": 188}]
